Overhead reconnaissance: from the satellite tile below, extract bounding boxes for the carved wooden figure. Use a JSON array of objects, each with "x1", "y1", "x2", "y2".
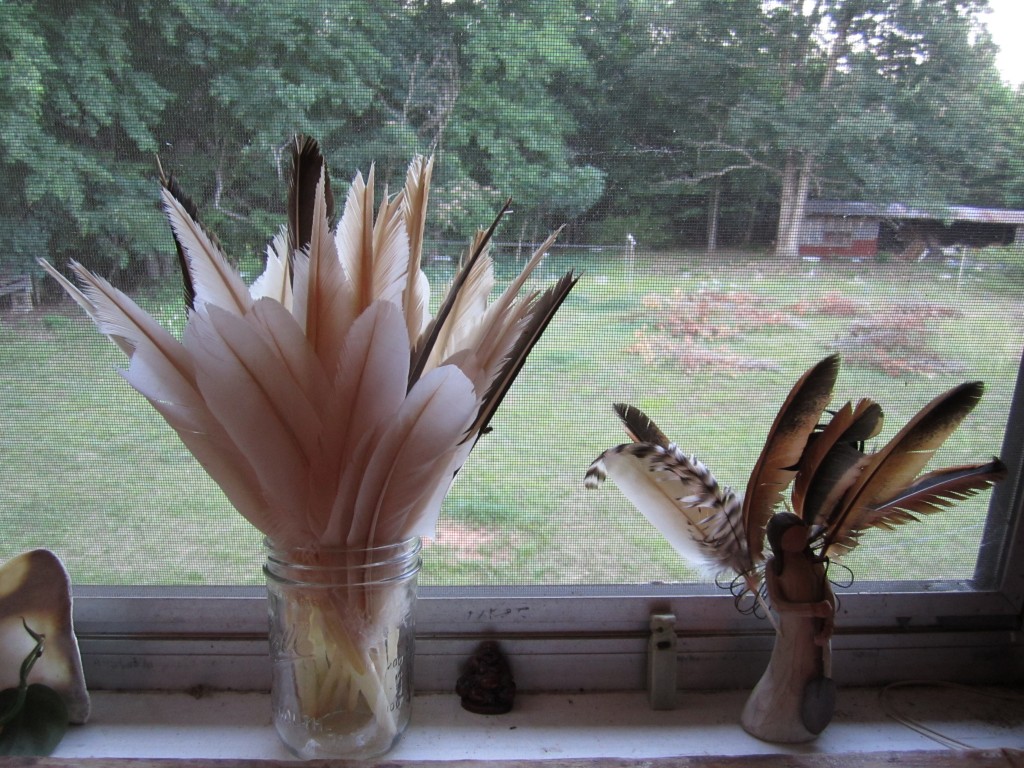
[{"x1": 741, "y1": 513, "x2": 836, "y2": 743}]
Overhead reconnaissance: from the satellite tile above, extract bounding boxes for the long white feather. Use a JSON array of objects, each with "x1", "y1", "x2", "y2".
[
  {"x1": 185, "y1": 305, "x2": 321, "y2": 523},
  {"x1": 160, "y1": 187, "x2": 252, "y2": 316},
  {"x1": 425, "y1": 241, "x2": 495, "y2": 371},
  {"x1": 348, "y1": 364, "x2": 478, "y2": 548},
  {"x1": 303, "y1": 169, "x2": 355, "y2": 377},
  {"x1": 336, "y1": 168, "x2": 375, "y2": 313},
  {"x1": 119, "y1": 346, "x2": 297, "y2": 544},
  {"x1": 371, "y1": 188, "x2": 410, "y2": 308},
  {"x1": 317, "y1": 300, "x2": 413, "y2": 540},
  {"x1": 60, "y1": 260, "x2": 190, "y2": 375},
  {"x1": 586, "y1": 442, "x2": 747, "y2": 575},
  {"x1": 398, "y1": 438, "x2": 477, "y2": 541},
  {"x1": 248, "y1": 298, "x2": 331, "y2": 417},
  {"x1": 250, "y1": 227, "x2": 293, "y2": 308},
  {"x1": 43, "y1": 260, "x2": 294, "y2": 543},
  {"x1": 402, "y1": 156, "x2": 434, "y2": 343}
]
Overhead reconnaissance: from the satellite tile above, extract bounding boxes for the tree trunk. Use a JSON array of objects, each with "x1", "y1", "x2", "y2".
[
  {"x1": 772, "y1": 8, "x2": 851, "y2": 260},
  {"x1": 774, "y1": 151, "x2": 814, "y2": 259},
  {"x1": 706, "y1": 179, "x2": 721, "y2": 255}
]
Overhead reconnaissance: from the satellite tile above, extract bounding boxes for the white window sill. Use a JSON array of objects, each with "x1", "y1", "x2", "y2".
[{"x1": 42, "y1": 687, "x2": 1024, "y2": 762}]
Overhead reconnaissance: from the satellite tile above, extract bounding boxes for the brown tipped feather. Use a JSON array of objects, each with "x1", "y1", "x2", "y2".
[
  {"x1": 792, "y1": 398, "x2": 883, "y2": 526},
  {"x1": 472, "y1": 269, "x2": 579, "y2": 438},
  {"x1": 821, "y1": 381, "x2": 985, "y2": 555},
  {"x1": 157, "y1": 163, "x2": 199, "y2": 311},
  {"x1": 614, "y1": 403, "x2": 672, "y2": 447},
  {"x1": 408, "y1": 198, "x2": 512, "y2": 390},
  {"x1": 287, "y1": 135, "x2": 332, "y2": 256},
  {"x1": 826, "y1": 458, "x2": 1006, "y2": 556},
  {"x1": 743, "y1": 354, "x2": 841, "y2": 563}
]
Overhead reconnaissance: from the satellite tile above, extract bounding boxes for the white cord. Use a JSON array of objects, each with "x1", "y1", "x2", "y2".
[{"x1": 880, "y1": 680, "x2": 1024, "y2": 751}]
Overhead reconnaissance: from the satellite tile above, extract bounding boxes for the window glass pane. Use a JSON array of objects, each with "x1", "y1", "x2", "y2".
[{"x1": 1, "y1": 1, "x2": 1020, "y2": 589}]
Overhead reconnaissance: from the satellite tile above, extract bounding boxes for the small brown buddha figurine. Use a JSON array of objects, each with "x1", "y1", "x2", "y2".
[
  {"x1": 741, "y1": 512, "x2": 836, "y2": 743},
  {"x1": 456, "y1": 640, "x2": 516, "y2": 715}
]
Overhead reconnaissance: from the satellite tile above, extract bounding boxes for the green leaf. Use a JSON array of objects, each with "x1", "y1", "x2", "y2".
[{"x1": 0, "y1": 684, "x2": 69, "y2": 756}]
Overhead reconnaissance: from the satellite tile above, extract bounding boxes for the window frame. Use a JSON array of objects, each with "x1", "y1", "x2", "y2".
[{"x1": 72, "y1": 358, "x2": 1024, "y2": 693}]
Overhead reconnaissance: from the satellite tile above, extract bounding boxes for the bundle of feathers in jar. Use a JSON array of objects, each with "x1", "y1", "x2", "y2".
[{"x1": 41, "y1": 136, "x2": 578, "y2": 551}]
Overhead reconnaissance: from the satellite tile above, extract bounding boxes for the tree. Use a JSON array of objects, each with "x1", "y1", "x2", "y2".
[
  {"x1": 405, "y1": 0, "x2": 605, "y2": 242},
  {"x1": 746, "y1": 0, "x2": 1003, "y2": 256},
  {"x1": 0, "y1": 1, "x2": 170, "y2": 281}
]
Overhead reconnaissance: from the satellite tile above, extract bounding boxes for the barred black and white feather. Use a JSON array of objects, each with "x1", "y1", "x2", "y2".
[{"x1": 585, "y1": 442, "x2": 747, "y2": 576}]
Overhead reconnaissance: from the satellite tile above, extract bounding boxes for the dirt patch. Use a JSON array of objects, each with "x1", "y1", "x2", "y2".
[{"x1": 424, "y1": 520, "x2": 499, "y2": 560}]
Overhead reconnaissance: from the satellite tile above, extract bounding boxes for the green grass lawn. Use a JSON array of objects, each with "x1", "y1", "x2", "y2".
[{"x1": 1, "y1": 246, "x2": 1021, "y2": 588}]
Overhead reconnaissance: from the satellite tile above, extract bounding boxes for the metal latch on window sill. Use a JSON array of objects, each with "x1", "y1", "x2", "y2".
[{"x1": 647, "y1": 612, "x2": 677, "y2": 710}]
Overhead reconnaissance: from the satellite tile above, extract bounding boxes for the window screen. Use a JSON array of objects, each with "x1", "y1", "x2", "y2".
[{"x1": 1, "y1": 1, "x2": 1021, "y2": 589}]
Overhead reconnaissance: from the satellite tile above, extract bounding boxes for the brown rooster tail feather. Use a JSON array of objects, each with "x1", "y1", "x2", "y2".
[
  {"x1": 826, "y1": 458, "x2": 1006, "y2": 556},
  {"x1": 792, "y1": 397, "x2": 883, "y2": 527}
]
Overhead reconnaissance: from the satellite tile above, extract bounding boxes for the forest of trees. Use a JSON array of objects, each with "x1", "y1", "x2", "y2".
[{"x1": 2, "y1": 0, "x2": 1022, "y2": 285}]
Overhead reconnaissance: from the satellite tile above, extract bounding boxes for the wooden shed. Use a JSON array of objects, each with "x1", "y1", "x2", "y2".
[{"x1": 799, "y1": 200, "x2": 1024, "y2": 258}]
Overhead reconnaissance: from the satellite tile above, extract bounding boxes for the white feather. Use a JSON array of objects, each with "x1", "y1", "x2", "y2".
[
  {"x1": 316, "y1": 300, "x2": 413, "y2": 540},
  {"x1": 347, "y1": 364, "x2": 477, "y2": 548},
  {"x1": 120, "y1": 346, "x2": 296, "y2": 544},
  {"x1": 588, "y1": 444, "x2": 742, "y2": 573},
  {"x1": 185, "y1": 306, "x2": 322, "y2": 524},
  {"x1": 371, "y1": 189, "x2": 410, "y2": 308},
  {"x1": 303, "y1": 170, "x2": 355, "y2": 377},
  {"x1": 250, "y1": 227, "x2": 292, "y2": 308},
  {"x1": 402, "y1": 156, "x2": 434, "y2": 343},
  {"x1": 160, "y1": 187, "x2": 251, "y2": 316}
]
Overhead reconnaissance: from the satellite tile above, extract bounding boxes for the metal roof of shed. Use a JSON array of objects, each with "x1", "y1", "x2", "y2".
[{"x1": 805, "y1": 199, "x2": 1024, "y2": 225}]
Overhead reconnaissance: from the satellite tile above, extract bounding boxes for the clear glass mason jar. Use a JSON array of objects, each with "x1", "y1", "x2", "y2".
[{"x1": 264, "y1": 537, "x2": 421, "y2": 760}]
